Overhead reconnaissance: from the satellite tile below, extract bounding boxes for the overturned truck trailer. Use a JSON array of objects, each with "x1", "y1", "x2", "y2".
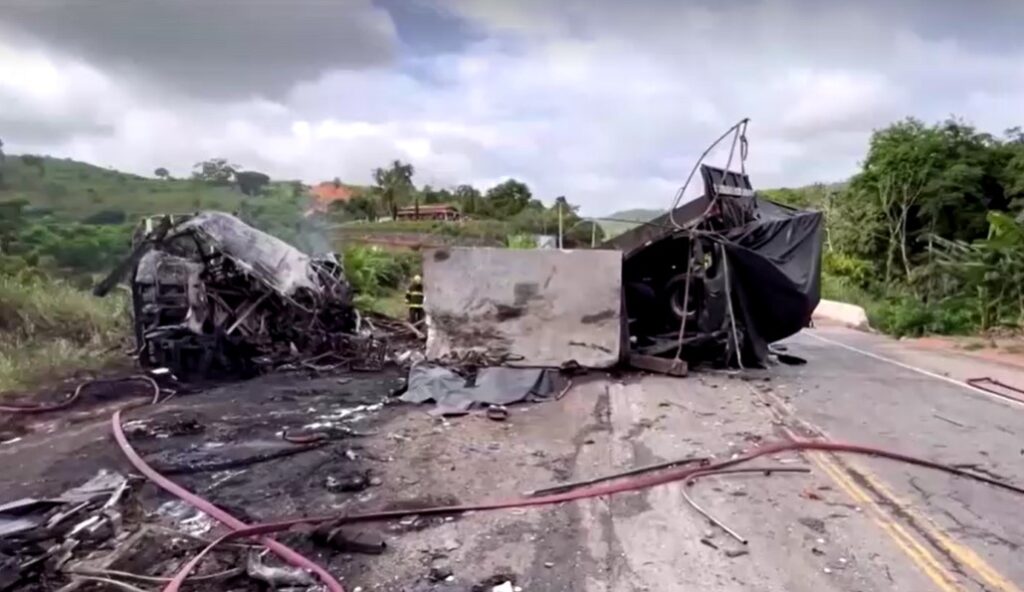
[
  {"x1": 95, "y1": 212, "x2": 356, "y2": 378},
  {"x1": 606, "y1": 165, "x2": 824, "y2": 368}
]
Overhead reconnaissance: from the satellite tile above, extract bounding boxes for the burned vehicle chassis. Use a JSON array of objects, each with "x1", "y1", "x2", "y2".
[
  {"x1": 613, "y1": 164, "x2": 824, "y2": 368},
  {"x1": 103, "y1": 212, "x2": 356, "y2": 379}
]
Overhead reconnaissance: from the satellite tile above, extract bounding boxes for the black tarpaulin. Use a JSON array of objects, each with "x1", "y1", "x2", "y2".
[
  {"x1": 616, "y1": 166, "x2": 823, "y2": 368},
  {"x1": 721, "y1": 207, "x2": 823, "y2": 364}
]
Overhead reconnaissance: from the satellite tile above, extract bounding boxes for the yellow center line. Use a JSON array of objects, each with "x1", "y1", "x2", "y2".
[
  {"x1": 855, "y1": 468, "x2": 1022, "y2": 592},
  {"x1": 750, "y1": 383, "x2": 1020, "y2": 592},
  {"x1": 809, "y1": 450, "x2": 962, "y2": 592}
]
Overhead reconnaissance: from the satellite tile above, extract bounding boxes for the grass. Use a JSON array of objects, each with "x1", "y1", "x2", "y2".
[
  {"x1": 336, "y1": 218, "x2": 511, "y2": 243},
  {"x1": 0, "y1": 274, "x2": 129, "y2": 393},
  {"x1": 355, "y1": 292, "x2": 408, "y2": 318},
  {"x1": 1, "y1": 154, "x2": 285, "y2": 223},
  {"x1": 342, "y1": 244, "x2": 421, "y2": 319}
]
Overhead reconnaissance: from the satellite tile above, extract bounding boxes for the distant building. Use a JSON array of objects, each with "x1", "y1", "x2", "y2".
[
  {"x1": 309, "y1": 181, "x2": 355, "y2": 212},
  {"x1": 395, "y1": 203, "x2": 461, "y2": 221}
]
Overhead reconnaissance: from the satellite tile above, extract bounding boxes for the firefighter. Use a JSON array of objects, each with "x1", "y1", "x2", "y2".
[{"x1": 406, "y1": 274, "x2": 425, "y2": 325}]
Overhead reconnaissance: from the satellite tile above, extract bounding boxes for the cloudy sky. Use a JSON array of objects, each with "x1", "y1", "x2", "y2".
[{"x1": 2, "y1": 0, "x2": 1023, "y2": 214}]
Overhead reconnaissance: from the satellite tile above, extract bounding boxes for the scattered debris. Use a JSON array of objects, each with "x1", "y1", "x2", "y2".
[
  {"x1": 801, "y1": 489, "x2": 824, "y2": 501},
  {"x1": 933, "y1": 413, "x2": 968, "y2": 428},
  {"x1": 0, "y1": 471, "x2": 128, "y2": 590},
  {"x1": 246, "y1": 551, "x2": 317, "y2": 588},
  {"x1": 401, "y1": 365, "x2": 560, "y2": 415},
  {"x1": 428, "y1": 565, "x2": 454, "y2": 582},
  {"x1": 966, "y1": 377, "x2": 1024, "y2": 404},
  {"x1": 94, "y1": 212, "x2": 363, "y2": 379},
  {"x1": 486, "y1": 405, "x2": 510, "y2": 421},
  {"x1": 312, "y1": 524, "x2": 387, "y2": 555},
  {"x1": 725, "y1": 549, "x2": 750, "y2": 558},
  {"x1": 325, "y1": 471, "x2": 371, "y2": 493},
  {"x1": 525, "y1": 456, "x2": 708, "y2": 497},
  {"x1": 0, "y1": 376, "x2": 160, "y2": 414},
  {"x1": 629, "y1": 353, "x2": 688, "y2": 376},
  {"x1": 471, "y1": 574, "x2": 518, "y2": 592}
]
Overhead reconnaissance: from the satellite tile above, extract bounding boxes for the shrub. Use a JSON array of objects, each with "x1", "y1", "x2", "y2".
[
  {"x1": 823, "y1": 252, "x2": 872, "y2": 288},
  {"x1": 506, "y1": 234, "x2": 537, "y2": 249},
  {"x1": 0, "y1": 273, "x2": 128, "y2": 393},
  {"x1": 83, "y1": 209, "x2": 127, "y2": 225},
  {"x1": 0, "y1": 274, "x2": 128, "y2": 343},
  {"x1": 867, "y1": 295, "x2": 976, "y2": 337},
  {"x1": 343, "y1": 245, "x2": 411, "y2": 297}
]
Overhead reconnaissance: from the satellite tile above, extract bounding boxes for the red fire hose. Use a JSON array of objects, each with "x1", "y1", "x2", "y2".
[
  {"x1": 111, "y1": 410, "x2": 345, "y2": 592},
  {"x1": 134, "y1": 430, "x2": 1024, "y2": 592},
  {"x1": 0, "y1": 376, "x2": 160, "y2": 414}
]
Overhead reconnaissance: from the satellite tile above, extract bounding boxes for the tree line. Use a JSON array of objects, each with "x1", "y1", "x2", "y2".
[
  {"x1": 768, "y1": 117, "x2": 1024, "y2": 336},
  {"x1": 332, "y1": 159, "x2": 605, "y2": 246}
]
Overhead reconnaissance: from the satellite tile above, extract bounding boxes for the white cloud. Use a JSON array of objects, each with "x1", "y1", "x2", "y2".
[{"x1": 2, "y1": 1, "x2": 1024, "y2": 216}]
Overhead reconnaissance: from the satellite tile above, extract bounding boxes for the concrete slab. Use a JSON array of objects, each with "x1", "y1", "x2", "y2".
[
  {"x1": 423, "y1": 247, "x2": 623, "y2": 368},
  {"x1": 813, "y1": 299, "x2": 870, "y2": 329}
]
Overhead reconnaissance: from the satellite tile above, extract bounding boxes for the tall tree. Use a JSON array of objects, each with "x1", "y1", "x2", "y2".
[
  {"x1": 0, "y1": 199, "x2": 27, "y2": 254},
  {"x1": 192, "y1": 158, "x2": 238, "y2": 184},
  {"x1": 485, "y1": 179, "x2": 532, "y2": 218},
  {"x1": 372, "y1": 160, "x2": 415, "y2": 219},
  {"x1": 850, "y1": 119, "x2": 940, "y2": 280},
  {"x1": 20, "y1": 154, "x2": 45, "y2": 177},
  {"x1": 235, "y1": 170, "x2": 271, "y2": 196},
  {"x1": 420, "y1": 185, "x2": 454, "y2": 205},
  {"x1": 454, "y1": 184, "x2": 482, "y2": 215},
  {"x1": 154, "y1": 167, "x2": 170, "y2": 180}
]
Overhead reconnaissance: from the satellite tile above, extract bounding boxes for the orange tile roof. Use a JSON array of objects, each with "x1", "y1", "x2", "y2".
[{"x1": 309, "y1": 181, "x2": 356, "y2": 212}]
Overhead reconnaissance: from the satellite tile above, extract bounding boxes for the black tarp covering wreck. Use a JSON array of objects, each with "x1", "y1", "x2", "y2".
[{"x1": 608, "y1": 165, "x2": 823, "y2": 368}]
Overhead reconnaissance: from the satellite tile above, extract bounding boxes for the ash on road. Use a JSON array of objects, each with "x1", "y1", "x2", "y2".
[{"x1": 1, "y1": 325, "x2": 1022, "y2": 592}]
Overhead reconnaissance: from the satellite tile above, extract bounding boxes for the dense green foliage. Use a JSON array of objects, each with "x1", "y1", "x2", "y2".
[
  {"x1": 331, "y1": 161, "x2": 604, "y2": 246},
  {"x1": 4, "y1": 115, "x2": 1022, "y2": 347},
  {"x1": 774, "y1": 118, "x2": 1024, "y2": 336},
  {"x1": 0, "y1": 273, "x2": 128, "y2": 392},
  {"x1": 0, "y1": 155, "x2": 251, "y2": 222}
]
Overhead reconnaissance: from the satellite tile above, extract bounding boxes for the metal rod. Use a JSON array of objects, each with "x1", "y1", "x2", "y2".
[
  {"x1": 524, "y1": 455, "x2": 708, "y2": 497},
  {"x1": 681, "y1": 466, "x2": 811, "y2": 544}
]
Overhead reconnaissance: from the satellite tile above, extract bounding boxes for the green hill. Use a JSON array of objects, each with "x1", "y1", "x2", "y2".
[
  {"x1": 0, "y1": 154, "x2": 258, "y2": 222},
  {"x1": 0, "y1": 154, "x2": 318, "y2": 279},
  {"x1": 598, "y1": 208, "x2": 665, "y2": 237}
]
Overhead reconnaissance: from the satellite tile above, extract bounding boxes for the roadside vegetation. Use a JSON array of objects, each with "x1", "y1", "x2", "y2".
[
  {"x1": 1, "y1": 115, "x2": 1022, "y2": 392},
  {"x1": 342, "y1": 245, "x2": 421, "y2": 317},
  {"x1": 765, "y1": 118, "x2": 1024, "y2": 337},
  {"x1": 329, "y1": 161, "x2": 605, "y2": 248},
  {"x1": 0, "y1": 274, "x2": 128, "y2": 393}
]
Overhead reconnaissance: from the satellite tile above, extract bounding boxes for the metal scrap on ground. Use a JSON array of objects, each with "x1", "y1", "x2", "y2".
[{"x1": 95, "y1": 212, "x2": 366, "y2": 379}]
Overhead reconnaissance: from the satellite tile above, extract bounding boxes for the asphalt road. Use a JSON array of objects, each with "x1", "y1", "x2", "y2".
[
  {"x1": 364, "y1": 326, "x2": 1024, "y2": 592},
  {"x1": 2, "y1": 325, "x2": 1021, "y2": 591}
]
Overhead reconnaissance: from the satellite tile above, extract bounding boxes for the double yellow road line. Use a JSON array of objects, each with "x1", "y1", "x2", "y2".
[{"x1": 753, "y1": 385, "x2": 1020, "y2": 592}]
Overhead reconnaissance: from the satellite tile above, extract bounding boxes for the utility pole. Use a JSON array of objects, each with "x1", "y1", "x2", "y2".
[
  {"x1": 591, "y1": 220, "x2": 596, "y2": 248},
  {"x1": 557, "y1": 198, "x2": 564, "y2": 249}
]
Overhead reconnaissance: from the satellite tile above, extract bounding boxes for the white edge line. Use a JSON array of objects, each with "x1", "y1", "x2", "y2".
[{"x1": 803, "y1": 330, "x2": 1024, "y2": 410}]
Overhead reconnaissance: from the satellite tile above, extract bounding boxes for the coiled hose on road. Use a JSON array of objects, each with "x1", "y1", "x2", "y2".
[{"x1": 107, "y1": 409, "x2": 1024, "y2": 592}]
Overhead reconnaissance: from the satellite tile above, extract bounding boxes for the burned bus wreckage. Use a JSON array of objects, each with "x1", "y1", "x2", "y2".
[
  {"x1": 95, "y1": 212, "x2": 359, "y2": 378},
  {"x1": 608, "y1": 164, "x2": 824, "y2": 369}
]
